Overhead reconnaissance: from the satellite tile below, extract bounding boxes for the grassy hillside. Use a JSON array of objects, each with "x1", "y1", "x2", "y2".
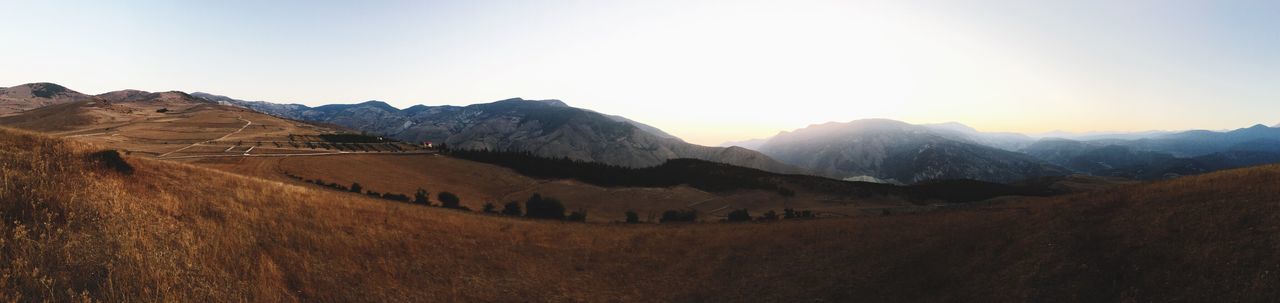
[{"x1": 3, "y1": 127, "x2": 1280, "y2": 302}]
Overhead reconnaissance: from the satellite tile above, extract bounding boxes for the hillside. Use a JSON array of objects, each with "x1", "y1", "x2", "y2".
[
  {"x1": 0, "y1": 88, "x2": 423, "y2": 159},
  {"x1": 193, "y1": 93, "x2": 801, "y2": 174},
  {"x1": 0, "y1": 82, "x2": 95, "y2": 115},
  {"x1": 5, "y1": 126, "x2": 1280, "y2": 302}
]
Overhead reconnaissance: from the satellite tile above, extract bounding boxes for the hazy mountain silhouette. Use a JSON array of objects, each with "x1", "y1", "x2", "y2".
[{"x1": 754, "y1": 119, "x2": 1067, "y2": 184}]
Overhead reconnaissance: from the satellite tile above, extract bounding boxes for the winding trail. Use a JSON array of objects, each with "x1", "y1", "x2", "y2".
[{"x1": 158, "y1": 115, "x2": 252, "y2": 158}]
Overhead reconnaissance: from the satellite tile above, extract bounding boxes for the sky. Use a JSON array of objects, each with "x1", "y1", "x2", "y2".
[{"x1": 2, "y1": 0, "x2": 1278, "y2": 145}]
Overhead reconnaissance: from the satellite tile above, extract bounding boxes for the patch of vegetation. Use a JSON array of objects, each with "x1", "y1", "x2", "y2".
[
  {"x1": 442, "y1": 148, "x2": 795, "y2": 195},
  {"x1": 319, "y1": 133, "x2": 393, "y2": 143}
]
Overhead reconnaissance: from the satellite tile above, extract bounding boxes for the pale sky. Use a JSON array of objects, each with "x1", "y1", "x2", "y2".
[{"x1": 2, "y1": 0, "x2": 1278, "y2": 145}]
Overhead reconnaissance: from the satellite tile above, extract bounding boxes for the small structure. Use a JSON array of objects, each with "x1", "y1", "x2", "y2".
[{"x1": 422, "y1": 141, "x2": 434, "y2": 148}]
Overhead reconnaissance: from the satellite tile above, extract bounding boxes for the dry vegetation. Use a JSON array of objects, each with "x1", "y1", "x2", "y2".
[{"x1": 3, "y1": 127, "x2": 1280, "y2": 302}]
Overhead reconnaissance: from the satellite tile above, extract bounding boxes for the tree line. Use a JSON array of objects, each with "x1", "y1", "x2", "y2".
[{"x1": 441, "y1": 148, "x2": 796, "y2": 196}]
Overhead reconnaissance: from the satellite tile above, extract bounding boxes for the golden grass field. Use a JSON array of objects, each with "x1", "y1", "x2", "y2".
[
  {"x1": 4, "y1": 126, "x2": 1280, "y2": 302},
  {"x1": 186, "y1": 153, "x2": 909, "y2": 222}
]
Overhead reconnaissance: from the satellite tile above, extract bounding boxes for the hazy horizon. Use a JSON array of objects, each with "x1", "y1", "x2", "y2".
[{"x1": 4, "y1": 0, "x2": 1278, "y2": 145}]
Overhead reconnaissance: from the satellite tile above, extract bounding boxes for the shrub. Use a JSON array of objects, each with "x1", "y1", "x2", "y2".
[
  {"x1": 758, "y1": 210, "x2": 779, "y2": 221},
  {"x1": 524, "y1": 194, "x2": 565, "y2": 220},
  {"x1": 625, "y1": 210, "x2": 640, "y2": 224},
  {"x1": 660, "y1": 209, "x2": 697, "y2": 223},
  {"x1": 88, "y1": 150, "x2": 133, "y2": 175},
  {"x1": 502, "y1": 201, "x2": 522, "y2": 216},
  {"x1": 413, "y1": 188, "x2": 430, "y2": 205},
  {"x1": 438, "y1": 192, "x2": 461, "y2": 209},
  {"x1": 381, "y1": 193, "x2": 410, "y2": 202},
  {"x1": 482, "y1": 203, "x2": 498, "y2": 214},
  {"x1": 349, "y1": 182, "x2": 363, "y2": 193},
  {"x1": 726, "y1": 209, "x2": 751, "y2": 222}
]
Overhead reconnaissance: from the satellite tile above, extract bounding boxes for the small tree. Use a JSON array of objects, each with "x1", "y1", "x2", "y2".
[
  {"x1": 566, "y1": 209, "x2": 588, "y2": 222},
  {"x1": 660, "y1": 209, "x2": 697, "y2": 223},
  {"x1": 784, "y1": 208, "x2": 796, "y2": 219},
  {"x1": 502, "y1": 201, "x2": 523, "y2": 216},
  {"x1": 349, "y1": 182, "x2": 363, "y2": 193},
  {"x1": 758, "y1": 210, "x2": 779, "y2": 221},
  {"x1": 438, "y1": 192, "x2": 461, "y2": 209},
  {"x1": 625, "y1": 210, "x2": 640, "y2": 224},
  {"x1": 726, "y1": 209, "x2": 751, "y2": 222},
  {"x1": 413, "y1": 188, "x2": 430, "y2": 205},
  {"x1": 482, "y1": 203, "x2": 498, "y2": 214},
  {"x1": 524, "y1": 194, "x2": 565, "y2": 220}
]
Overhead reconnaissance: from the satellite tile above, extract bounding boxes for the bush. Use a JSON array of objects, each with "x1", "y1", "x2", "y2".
[
  {"x1": 524, "y1": 194, "x2": 565, "y2": 220},
  {"x1": 88, "y1": 150, "x2": 133, "y2": 175},
  {"x1": 438, "y1": 192, "x2": 461, "y2": 209},
  {"x1": 566, "y1": 209, "x2": 587, "y2": 222},
  {"x1": 349, "y1": 182, "x2": 363, "y2": 193},
  {"x1": 758, "y1": 210, "x2": 779, "y2": 221},
  {"x1": 502, "y1": 201, "x2": 522, "y2": 216},
  {"x1": 726, "y1": 209, "x2": 751, "y2": 222},
  {"x1": 413, "y1": 188, "x2": 430, "y2": 205},
  {"x1": 381, "y1": 193, "x2": 410, "y2": 202},
  {"x1": 482, "y1": 203, "x2": 498, "y2": 214},
  {"x1": 660, "y1": 209, "x2": 697, "y2": 223},
  {"x1": 625, "y1": 210, "x2": 640, "y2": 224}
]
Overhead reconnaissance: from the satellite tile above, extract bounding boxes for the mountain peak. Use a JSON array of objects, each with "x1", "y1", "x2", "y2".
[
  {"x1": 15, "y1": 82, "x2": 73, "y2": 98},
  {"x1": 925, "y1": 121, "x2": 980, "y2": 133},
  {"x1": 494, "y1": 98, "x2": 568, "y2": 107},
  {"x1": 1249, "y1": 124, "x2": 1270, "y2": 130},
  {"x1": 357, "y1": 100, "x2": 399, "y2": 111}
]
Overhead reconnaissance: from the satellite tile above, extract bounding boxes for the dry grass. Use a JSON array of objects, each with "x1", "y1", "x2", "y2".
[{"x1": 3, "y1": 127, "x2": 1280, "y2": 302}]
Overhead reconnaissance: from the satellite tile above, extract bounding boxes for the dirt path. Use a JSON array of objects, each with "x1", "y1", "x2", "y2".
[{"x1": 158, "y1": 115, "x2": 252, "y2": 158}]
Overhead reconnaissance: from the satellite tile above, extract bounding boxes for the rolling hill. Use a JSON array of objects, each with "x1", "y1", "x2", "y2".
[
  {"x1": 4, "y1": 123, "x2": 1280, "y2": 302},
  {"x1": 0, "y1": 82, "x2": 95, "y2": 115}
]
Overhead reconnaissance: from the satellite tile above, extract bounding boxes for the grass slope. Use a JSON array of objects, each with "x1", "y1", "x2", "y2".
[{"x1": 2, "y1": 127, "x2": 1279, "y2": 302}]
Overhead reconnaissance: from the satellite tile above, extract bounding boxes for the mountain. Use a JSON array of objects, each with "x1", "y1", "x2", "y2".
[
  {"x1": 923, "y1": 122, "x2": 1035, "y2": 150},
  {"x1": 193, "y1": 93, "x2": 798, "y2": 173},
  {"x1": 755, "y1": 119, "x2": 1067, "y2": 184},
  {"x1": 1117, "y1": 124, "x2": 1280, "y2": 157},
  {"x1": 1031, "y1": 129, "x2": 1174, "y2": 141},
  {"x1": 1020, "y1": 125, "x2": 1280, "y2": 180},
  {"x1": 720, "y1": 137, "x2": 769, "y2": 150},
  {"x1": 0, "y1": 82, "x2": 95, "y2": 115}
]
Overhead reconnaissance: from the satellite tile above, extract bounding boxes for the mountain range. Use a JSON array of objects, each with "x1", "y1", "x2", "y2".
[
  {"x1": 189, "y1": 92, "x2": 797, "y2": 173},
  {"x1": 5, "y1": 81, "x2": 1280, "y2": 185}
]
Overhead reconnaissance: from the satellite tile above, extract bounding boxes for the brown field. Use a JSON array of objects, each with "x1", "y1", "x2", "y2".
[
  {"x1": 4, "y1": 126, "x2": 1280, "y2": 302},
  {"x1": 188, "y1": 153, "x2": 905, "y2": 222}
]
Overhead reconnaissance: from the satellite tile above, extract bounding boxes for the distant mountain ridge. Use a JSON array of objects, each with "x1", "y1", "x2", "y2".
[
  {"x1": 192, "y1": 93, "x2": 799, "y2": 173},
  {"x1": 1019, "y1": 124, "x2": 1280, "y2": 180},
  {"x1": 753, "y1": 119, "x2": 1067, "y2": 184}
]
